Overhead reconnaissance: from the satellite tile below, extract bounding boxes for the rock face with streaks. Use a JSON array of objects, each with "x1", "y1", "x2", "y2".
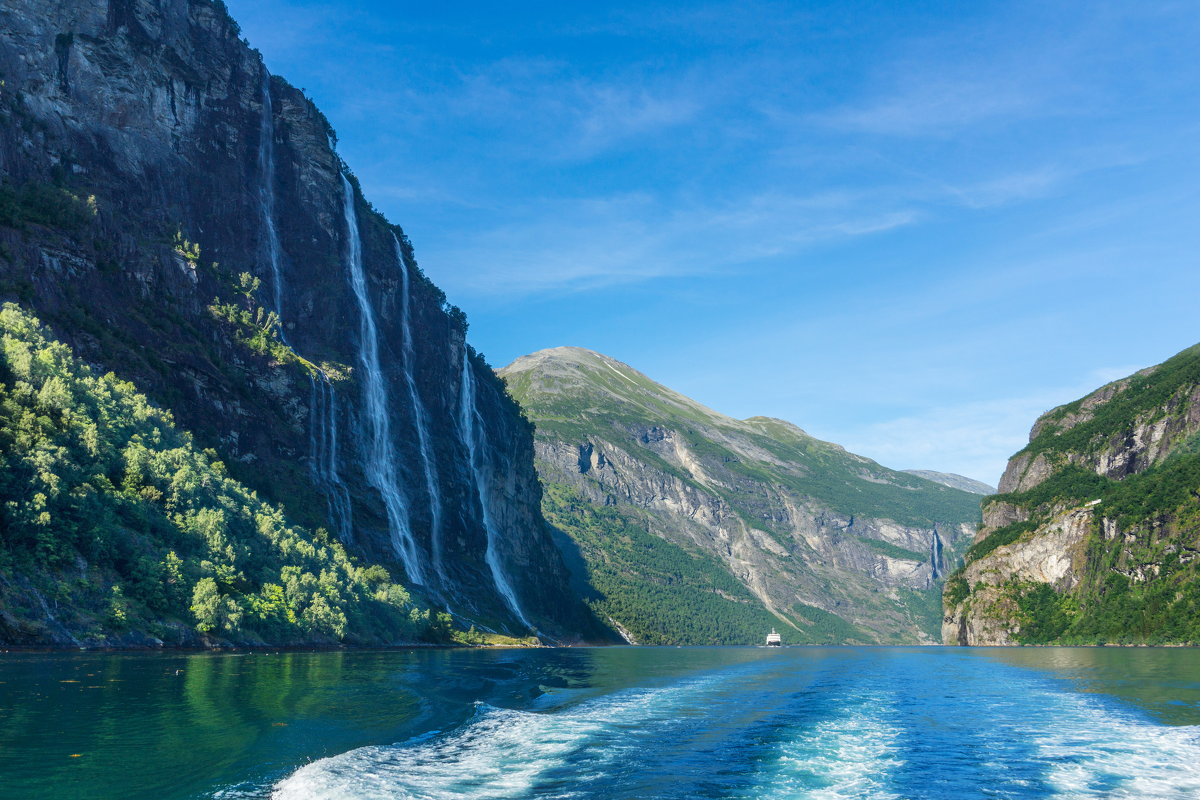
[{"x1": 501, "y1": 347, "x2": 982, "y2": 644}]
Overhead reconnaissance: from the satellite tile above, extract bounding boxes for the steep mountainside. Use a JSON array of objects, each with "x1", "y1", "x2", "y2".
[
  {"x1": 0, "y1": 0, "x2": 605, "y2": 643},
  {"x1": 903, "y1": 471, "x2": 995, "y2": 496},
  {"x1": 943, "y1": 343, "x2": 1200, "y2": 645},
  {"x1": 501, "y1": 347, "x2": 982, "y2": 644}
]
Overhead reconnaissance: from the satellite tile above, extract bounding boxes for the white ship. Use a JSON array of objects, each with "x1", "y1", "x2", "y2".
[{"x1": 765, "y1": 629, "x2": 782, "y2": 647}]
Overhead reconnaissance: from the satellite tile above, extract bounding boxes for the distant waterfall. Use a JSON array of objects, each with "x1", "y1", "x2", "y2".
[
  {"x1": 459, "y1": 349, "x2": 531, "y2": 630},
  {"x1": 340, "y1": 175, "x2": 424, "y2": 584},
  {"x1": 308, "y1": 376, "x2": 353, "y2": 542},
  {"x1": 929, "y1": 526, "x2": 942, "y2": 580},
  {"x1": 393, "y1": 234, "x2": 445, "y2": 585}
]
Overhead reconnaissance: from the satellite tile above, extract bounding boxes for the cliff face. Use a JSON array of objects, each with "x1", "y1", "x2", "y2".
[
  {"x1": 501, "y1": 347, "x2": 982, "y2": 644},
  {"x1": 943, "y1": 344, "x2": 1200, "y2": 646},
  {"x1": 0, "y1": 0, "x2": 599, "y2": 639}
]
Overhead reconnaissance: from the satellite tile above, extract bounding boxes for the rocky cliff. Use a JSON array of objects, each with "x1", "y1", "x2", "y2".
[
  {"x1": 501, "y1": 347, "x2": 982, "y2": 644},
  {"x1": 943, "y1": 343, "x2": 1200, "y2": 646},
  {"x1": 0, "y1": 0, "x2": 602, "y2": 642}
]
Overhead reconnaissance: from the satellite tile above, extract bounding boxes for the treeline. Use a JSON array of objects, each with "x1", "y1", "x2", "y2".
[{"x1": 0, "y1": 303, "x2": 450, "y2": 645}]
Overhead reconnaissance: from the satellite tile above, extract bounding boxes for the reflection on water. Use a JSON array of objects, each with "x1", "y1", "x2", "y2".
[
  {"x1": 0, "y1": 646, "x2": 1197, "y2": 799},
  {"x1": 979, "y1": 646, "x2": 1200, "y2": 726}
]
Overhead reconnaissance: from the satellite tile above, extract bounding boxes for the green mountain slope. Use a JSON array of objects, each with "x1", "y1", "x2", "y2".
[
  {"x1": 944, "y1": 343, "x2": 1200, "y2": 645},
  {"x1": 501, "y1": 347, "x2": 982, "y2": 645},
  {"x1": 0, "y1": 304, "x2": 458, "y2": 647}
]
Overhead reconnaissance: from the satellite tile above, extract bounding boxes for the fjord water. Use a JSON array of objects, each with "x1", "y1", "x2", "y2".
[{"x1": 2, "y1": 648, "x2": 1200, "y2": 799}]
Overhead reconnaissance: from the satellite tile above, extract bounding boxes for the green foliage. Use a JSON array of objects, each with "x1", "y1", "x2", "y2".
[
  {"x1": 172, "y1": 229, "x2": 201, "y2": 267},
  {"x1": 0, "y1": 303, "x2": 436, "y2": 644},
  {"x1": 206, "y1": 271, "x2": 344, "y2": 379},
  {"x1": 855, "y1": 536, "x2": 925, "y2": 562},
  {"x1": 1013, "y1": 582, "x2": 1074, "y2": 644},
  {"x1": 965, "y1": 520, "x2": 1040, "y2": 564},
  {"x1": 987, "y1": 465, "x2": 1110, "y2": 515},
  {"x1": 944, "y1": 576, "x2": 969, "y2": 607},
  {"x1": 0, "y1": 181, "x2": 97, "y2": 230}
]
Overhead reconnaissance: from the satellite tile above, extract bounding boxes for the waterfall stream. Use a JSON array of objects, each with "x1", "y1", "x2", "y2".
[
  {"x1": 929, "y1": 525, "x2": 942, "y2": 580},
  {"x1": 393, "y1": 234, "x2": 445, "y2": 586},
  {"x1": 256, "y1": 73, "x2": 286, "y2": 319},
  {"x1": 340, "y1": 174, "x2": 424, "y2": 584},
  {"x1": 459, "y1": 349, "x2": 532, "y2": 630},
  {"x1": 308, "y1": 376, "x2": 353, "y2": 542},
  {"x1": 259, "y1": 73, "x2": 352, "y2": 541}
]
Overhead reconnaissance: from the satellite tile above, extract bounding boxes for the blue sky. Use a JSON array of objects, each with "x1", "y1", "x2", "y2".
[{"x1": 227, "y1": 0, "x2": 1200, "y2": 485}]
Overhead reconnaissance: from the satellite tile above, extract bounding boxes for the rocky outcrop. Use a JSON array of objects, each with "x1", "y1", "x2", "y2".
[
  {"x1": 0, "y1": 0, "x2": 603, "y2": 639},
  {"x1": 944, "y1": 343, "x2": 1200, "y2": 646},
  {"x1": 502, "y1": 346, "x2": 982, "y2": 644}
]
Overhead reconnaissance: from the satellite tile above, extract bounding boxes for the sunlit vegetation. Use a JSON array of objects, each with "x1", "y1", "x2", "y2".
[
  {"x1": 207, "y1": 267, "x2": 348, "y2": 380},
  {"x1": 0, "y1": 303, "x2": 446, "y2": 644}
]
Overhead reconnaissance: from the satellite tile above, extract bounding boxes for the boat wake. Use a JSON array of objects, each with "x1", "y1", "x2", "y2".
[{"x1": 254, "y1": 652, "x2": 1200, "y2": 800}]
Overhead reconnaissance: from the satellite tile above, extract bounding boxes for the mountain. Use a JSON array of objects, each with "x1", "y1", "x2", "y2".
[
  {"x1": 943, "y1": 343, "x2": 1200, "y2": 645},
  {"x1": 0, "y1": 0, "x2": 607, "y2": 644},
  {"x1": 500, "y1": 346, "x2": 983, "y2": 644},
  {"x1": 903, "y1": 471, "x2": 996, "y2": 495}
]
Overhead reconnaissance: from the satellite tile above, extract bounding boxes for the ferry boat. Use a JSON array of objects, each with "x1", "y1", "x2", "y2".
[{"x1": 765, "y1": 629, "x2": 782, "y2": 647}]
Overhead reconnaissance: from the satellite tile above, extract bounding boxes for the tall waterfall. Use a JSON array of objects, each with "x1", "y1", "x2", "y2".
[
  {"x1": 260, "y1": 74, "x2": 352, "y2": 542},
  {"x1": 308, "y1": 376, "x2": 353, "y2": 542},
  {"x1": 340, "y1": 174, "x2": 424, "y2": 584},
  {"x1": 929, "y1": 525, "x2": 942, "y2": 581},
  {"x1": 459, "y1": 349, "x2": 532, "y2": 630},
  {"x1": 256, "y1": 72, "x2": 286, "y2": 320},
  {"x1": 393, "y1": 234, "x2": 445, "y2": 585}
]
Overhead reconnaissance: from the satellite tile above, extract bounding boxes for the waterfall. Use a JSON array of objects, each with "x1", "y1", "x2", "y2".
[
  {"x1": 393, "y1": 234, "x2": 445, "y2": 585},
  {"x1": 459, "y1": 349, "x2": 532, "y2": 630},
  {"x1": 340, "y1": 174, "x2": 424, "y2": 584},
  {"x1": 308, "y1": 375, "x2": 353, "y2": 542},
  {"x1": 256, "y1": 72, "x2": 286, "y2": 320},
  {"x1": 929, "y1": 525, "x2": 942, "y2": 580},
  {"x1": 259, "y1": 72, "x2": 351, "y2": 540},
  {"x1": 261, "y1": 73, "x2": 353, "y2": 542}
]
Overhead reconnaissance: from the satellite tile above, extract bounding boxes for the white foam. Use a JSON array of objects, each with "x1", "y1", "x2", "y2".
[
  {"x1": 272, "y1": 677, "x2": 719, "y2": 800},
  {"x1": 748, "y1": 692, "x2": 902, "y2": 800},
  {"x1": 1035, "y1": 693, "x2": 1200, "y2": 799}
]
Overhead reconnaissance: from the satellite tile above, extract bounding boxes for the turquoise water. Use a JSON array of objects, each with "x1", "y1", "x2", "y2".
[{"x1": 2, "y1": 647, "x2": 1199, "y2": 799}]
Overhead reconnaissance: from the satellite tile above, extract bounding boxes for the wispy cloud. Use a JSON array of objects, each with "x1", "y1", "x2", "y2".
[
  {"x1": 422, "y1": 190, "x2": 923, "y2": 296},
  {"x1": 833, "y1": 365, "x2": 1145, "y2": 484}
]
